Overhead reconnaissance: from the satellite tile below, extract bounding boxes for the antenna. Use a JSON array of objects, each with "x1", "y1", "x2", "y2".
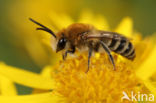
[{"x1": 29, "y1": 18, "x2": 57, "y2": 38}]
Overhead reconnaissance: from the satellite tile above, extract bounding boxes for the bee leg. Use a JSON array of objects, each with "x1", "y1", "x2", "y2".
[
  {"x1": 99, "y1": 41, "x2": 116, "y2": 70},
  {"x1": 86, "y1": 48, "x2": 93, "y2": 73},
  {"x1": 63, "y1": 47, "x2": 75, "y2": 60}
]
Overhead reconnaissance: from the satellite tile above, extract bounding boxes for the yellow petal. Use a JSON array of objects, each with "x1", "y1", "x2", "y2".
[
  {"x1": 78, "y1": 10, "x2": 93, "y2": 24},
  {"x1": 78, "y1": 10, "x2": 110, "y2": 30},
  {"x1": 0, "y1": 92, "x2": 63, "y2": 103},
  {"x1": 32, "y1": 66, "x2": 53, "y2": 94},
  {"x1": 115, "y1": 17, "x2": 133, "y2": 37},
  {"x1": 152, "y1": 82, "x2": 156, "y2": 86},
  {"x1": 143, "y1": 80, "x2": 156, "y2": 96},
  {"x1": 0, "y1": 63, "x2": 55, "y2": 90},
  {"x1": 133, "y1": 36, "x2": 154, "y2": 67},
  {"x1": 24, "y1": 37, "x2": 51, "y2": 67},
  {"x1": 0, "y1": 75, "x2": 17, "y2": 96},
  {"x1": 92, "y1": 15, "x2": 109, "y2": 30},
  {"x1": 49, "y1": 12, "x2": 74, "y2": 30},
  {"x1": 136, "y1": 45, "x2": 156, "y2": 80},
  {"x1": 41, "y1": 66, "x2": 52, "y2": 77}
]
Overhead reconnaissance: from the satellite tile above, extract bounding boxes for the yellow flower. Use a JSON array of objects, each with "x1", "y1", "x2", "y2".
[{"x1": 0, "y1": 11, "x2": 156, "y2": 103}]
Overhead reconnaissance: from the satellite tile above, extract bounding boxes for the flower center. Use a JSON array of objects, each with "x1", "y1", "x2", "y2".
[{"x1": 51, "y1": 53, "x2": 148, "y2": 103}]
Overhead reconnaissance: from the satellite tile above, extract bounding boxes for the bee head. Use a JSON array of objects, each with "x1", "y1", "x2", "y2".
[
  {"x1": 29, "y1": 18, "x2": 67, "y2": 53},
  {"x1": 56, "y1": 37, "x2": 67, "y2": 52}
]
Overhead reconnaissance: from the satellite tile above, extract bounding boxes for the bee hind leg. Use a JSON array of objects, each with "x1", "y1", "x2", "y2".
[
  {"x1": 63, "y1": 47, "x2": 75, "y2": 60},
  {"x1": 99, "y1": 41, "x2": 116, "y2": 70},
  {"x1": 86, "y1": 48, "x2": 93, "y2": 73}
]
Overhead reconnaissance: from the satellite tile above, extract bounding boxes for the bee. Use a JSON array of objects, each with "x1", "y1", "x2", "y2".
[{"x1": 29, "y1": 18, "x2": 136, "y2": 72}]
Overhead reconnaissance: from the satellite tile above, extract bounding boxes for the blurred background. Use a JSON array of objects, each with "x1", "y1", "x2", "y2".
[{"x1": 0, "y1": 0, "x2": 156, "y2": 94}]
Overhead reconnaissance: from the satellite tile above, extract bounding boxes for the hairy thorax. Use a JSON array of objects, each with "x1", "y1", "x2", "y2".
[{"x1": 56, "y1": 23, "x2": 94, "y2": 46}]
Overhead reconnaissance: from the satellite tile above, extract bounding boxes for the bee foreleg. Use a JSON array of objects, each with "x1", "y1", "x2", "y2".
[
  {"x1": 63, "y1": 47, "x2": 75, "y2": 60},
  {"x1": 99, "y1": 41, "x2": 116, "y2": 70},
  {"x1": 86, "y1": 47, "x2": 93, "y2": 73}
]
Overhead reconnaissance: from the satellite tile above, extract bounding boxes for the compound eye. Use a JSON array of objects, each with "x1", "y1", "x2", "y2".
[{"x1": 56, "y1": 38, "x2": 67, "y2": 52}]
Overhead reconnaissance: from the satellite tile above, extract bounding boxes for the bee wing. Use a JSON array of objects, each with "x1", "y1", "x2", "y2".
[{"x1": 86, "y1": 31, "x2": 132, "y2": 41}]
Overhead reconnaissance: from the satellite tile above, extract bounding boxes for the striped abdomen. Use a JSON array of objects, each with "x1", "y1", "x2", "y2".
[
  {"x1": 107, "y1": 38, "x2": 135, "y2": 60},
  {"x1": 88, "y1": 30, "x2": 136, "y2": 60},
  {"x1": 101, "y1": 34, "x2": 135, "y2": 60}
]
